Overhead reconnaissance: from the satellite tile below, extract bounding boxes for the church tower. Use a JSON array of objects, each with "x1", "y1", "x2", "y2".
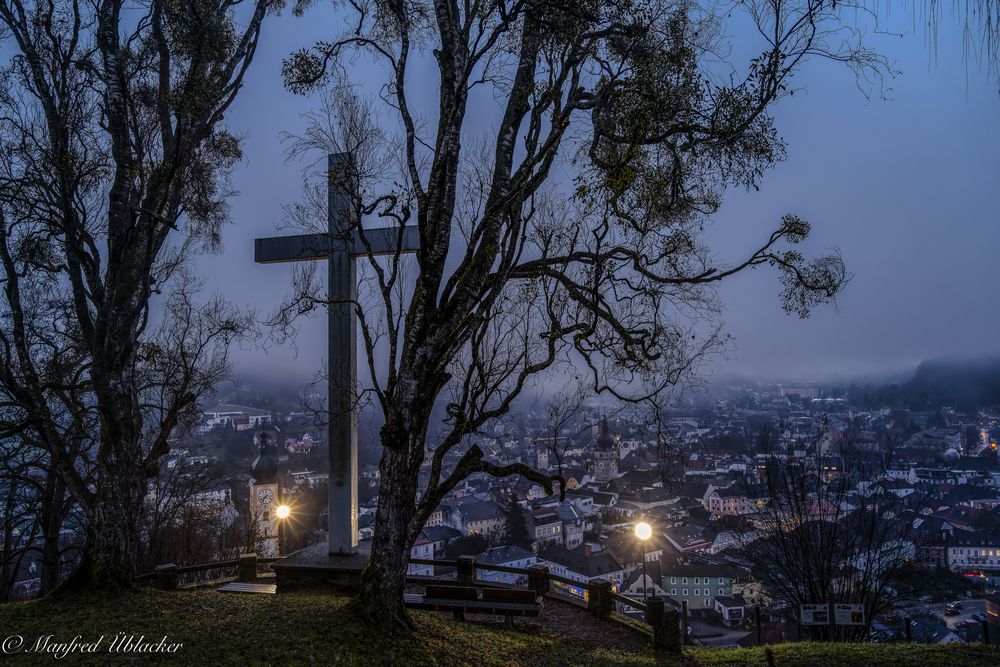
[
  {"x1": 592, "y1": 418, "x2": 619, "y2": 483},
  {"x1": 250, "y1": 430, "x2": 279, "y2": 556}
]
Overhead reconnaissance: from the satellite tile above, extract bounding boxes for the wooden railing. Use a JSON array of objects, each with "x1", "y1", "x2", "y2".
[
  {"x1": 135, "y1": 554, "x2": 282, "y2": 589},
  {"x1": 410, "y1": 554, "x2": 681, "y2": 651},
  {"x1": 612, "y1": 590, "x2": 647, "y2": 614},
  {"x1": 136, "y1": 552, "x2": 683, "y2": 652}
]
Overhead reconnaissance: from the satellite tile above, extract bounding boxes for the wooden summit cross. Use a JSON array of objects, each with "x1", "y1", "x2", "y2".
[{"x1": 255, "y1": 153, "x2": 419, "y2": 555}]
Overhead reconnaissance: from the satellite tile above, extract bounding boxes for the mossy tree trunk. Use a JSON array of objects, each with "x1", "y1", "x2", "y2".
[{"x1": 358, "y1": 441, "x2": 423, "y2": 627}]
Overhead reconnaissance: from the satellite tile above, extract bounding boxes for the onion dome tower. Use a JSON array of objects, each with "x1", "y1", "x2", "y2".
[
  {"x1": 250, "y1": 430, "x2": 279, "y2": 556},
  {"x1": 593, "y1": 418, "x2": 619, "y2": 483}
]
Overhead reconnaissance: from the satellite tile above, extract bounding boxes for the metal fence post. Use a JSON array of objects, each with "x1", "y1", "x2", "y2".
[
  {"x1": 904, "y1": 617, "x2": 912, "y2": 643},
  {"x1": 983, "y1": 619, "x2": 990, "y2": 645},
  {"x1": 756, "y1": 605, "x2": 763, "y2": 645}
]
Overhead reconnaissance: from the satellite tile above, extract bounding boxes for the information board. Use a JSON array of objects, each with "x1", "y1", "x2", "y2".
[
  {"x1": 834, "y1": 603, "x2": 865, "y2": 626},
  {"x1": 800, "y1": 603, "x2": 830, "y2": 626}
]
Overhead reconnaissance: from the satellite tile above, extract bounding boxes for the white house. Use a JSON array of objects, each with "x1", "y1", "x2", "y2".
[
  {"x1": 202, "y1": 404, "x2": 272, "y2": 429},
  {"x1": 408, "y1": 535, "x2": 434, "y2": 576},
  {"x1": 477, "y1": 546, "x2": 537, "y2": 585}
]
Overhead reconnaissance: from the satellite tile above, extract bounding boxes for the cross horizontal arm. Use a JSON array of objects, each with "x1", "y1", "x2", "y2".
[{"x1": 255, "y1": 226, "x2": 420, "y2": 264}]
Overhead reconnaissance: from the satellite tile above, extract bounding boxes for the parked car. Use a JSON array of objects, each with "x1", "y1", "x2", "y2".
[{"x1": 943, "y1": 608, "x2": 960, "y2": 616}]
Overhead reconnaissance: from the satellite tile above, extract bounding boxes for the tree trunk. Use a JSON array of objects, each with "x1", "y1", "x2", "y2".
[
  {"x1": 357, "y1": 444, "x2": 421, "y2": 627},
  {"x1": 0, "y1": 475, "x2": 17, "y2": 601},
  {"x1": 88, "y1": 451, "x2": 145, "y2": 588},
  {"x1": 67, "y1": 358, "x2": 146, "y2": 590},
  {"x1": 39, "y1": 473, "x2": 66, "y2": 595},
  {"x1": 62, "y1": 437, "x2": 145, "y2": 591}
]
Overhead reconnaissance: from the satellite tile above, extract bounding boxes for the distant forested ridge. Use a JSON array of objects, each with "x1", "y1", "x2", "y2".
[{"x1": 845, "y1": 358, "x2": 1000, "y2": 411}]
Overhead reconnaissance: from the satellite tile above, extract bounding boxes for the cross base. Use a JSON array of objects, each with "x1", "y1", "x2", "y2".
[{"x1": 271, "y1": 541, "x2": 371, "y2": 594}]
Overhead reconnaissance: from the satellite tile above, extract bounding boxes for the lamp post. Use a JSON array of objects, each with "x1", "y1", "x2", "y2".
[
  {"x1": 276, "y1": 504, "x2": 291, "y2": 556},
  {"x1": 635, "y1": 521, "x2": 652, "y2": 603}
]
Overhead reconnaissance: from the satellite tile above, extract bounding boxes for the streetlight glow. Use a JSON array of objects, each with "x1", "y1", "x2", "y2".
[
  {"x1": 276, "y1": 504, "x2": 291, "y2": 520},
  {"x1": 635, "y1": 521, "x2": 652, "y2": 541},
  {"x1": 634, "y1": 521, "x2": 653, "y2": 603}
]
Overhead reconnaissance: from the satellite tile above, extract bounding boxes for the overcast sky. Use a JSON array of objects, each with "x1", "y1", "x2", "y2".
[{"x1": 195, "y1": 5, "x2": 1000, "y2": 387}]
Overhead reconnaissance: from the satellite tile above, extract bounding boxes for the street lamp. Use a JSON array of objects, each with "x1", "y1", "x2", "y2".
[
  {"x1": 635, "y1": 521, "x2": 652, "y2": 603},
  {"x1": 276, "y1": 504, "x2": 291, "y2": 556}
]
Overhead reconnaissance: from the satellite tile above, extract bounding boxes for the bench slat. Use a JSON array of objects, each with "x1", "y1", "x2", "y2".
[
  {"x1": 482, "y1": 589, "x2": 540, "y2": 604},
  {"x1": 403, "y1": 586, "x2": 542, "y2": 621},
  {"x1": 425, "y1": 585, "x2": 478, "y2": 600}
]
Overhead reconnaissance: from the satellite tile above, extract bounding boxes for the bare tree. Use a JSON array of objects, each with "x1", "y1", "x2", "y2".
[
  {"x1": 141, "y1": 455, "x2": 234, "y2": 570},
  {"x1": 0, "y1": 0, "x2": 271, "y2": 587},
  {"x1": 733, "y1": 432, "x2": 921, "y2": 641},
  {"x1": 279, "y1": 0, "x2": 888, "y2": 623},
  {"x1": 538, "y1": 380, "x2": 590, "y2": 479}
]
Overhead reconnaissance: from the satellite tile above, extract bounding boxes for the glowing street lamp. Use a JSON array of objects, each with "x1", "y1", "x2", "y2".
[
  {"x1": 276, "y1": 504, "x2": 291, "y2": 555},
  {"x1": 635, "y1": 521, "x2": 652, "y2": 603},
  {"x1": 635, "y1": 521, "x2": 652, "y2": 541}
]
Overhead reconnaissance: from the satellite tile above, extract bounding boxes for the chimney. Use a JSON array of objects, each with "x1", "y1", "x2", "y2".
[{"x1": 584, "y1": 544, "x2": 593, "y2": 557}]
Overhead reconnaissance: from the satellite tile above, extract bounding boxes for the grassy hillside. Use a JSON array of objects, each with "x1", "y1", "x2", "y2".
[{"x1": 0, "y1": 590, "x2": 995, "y2": 666}]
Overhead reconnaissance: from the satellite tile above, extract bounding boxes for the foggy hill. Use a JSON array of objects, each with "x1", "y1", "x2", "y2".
[
  {"x1": 899, "y1": 357, "x2": 1000, "y2": 411},
  {"x1": 845, "y1": 356, "x2": 1000, "y2": 411}
]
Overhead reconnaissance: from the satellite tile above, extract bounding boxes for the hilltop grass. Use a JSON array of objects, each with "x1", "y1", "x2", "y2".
[{"x1": 0, "y1": 590, "x2": 996, "y2": 666}]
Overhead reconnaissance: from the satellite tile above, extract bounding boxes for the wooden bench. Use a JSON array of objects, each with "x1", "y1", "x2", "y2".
[{"x1": 403, "y1": 585, "x2": 542, "y2": 627}]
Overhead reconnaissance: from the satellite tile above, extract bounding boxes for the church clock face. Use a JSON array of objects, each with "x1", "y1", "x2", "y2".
[{"x1": 258, "y1": 488, "x2": 274, "y2": 505}]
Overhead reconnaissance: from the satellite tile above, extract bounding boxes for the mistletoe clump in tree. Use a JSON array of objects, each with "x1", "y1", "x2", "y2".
[{"x1": 280, "y1": 0, "x2": 887, "y2": 624}]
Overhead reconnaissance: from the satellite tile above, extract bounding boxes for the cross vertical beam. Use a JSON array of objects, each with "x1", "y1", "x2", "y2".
[
  {"x1": 327, "y1": 153, "x2": 358, "y2": 555},
  {"x1": 254, "y1": 152, "x2": 420, "y2": 559}
]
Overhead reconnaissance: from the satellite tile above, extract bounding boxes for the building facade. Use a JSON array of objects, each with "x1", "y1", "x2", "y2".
[{"x1": 249, "y1": 432, "x2": 280, "y2": 557}]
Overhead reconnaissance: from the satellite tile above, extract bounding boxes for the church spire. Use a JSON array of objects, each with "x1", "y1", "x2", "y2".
[
  {"x1": 596, "y1": 416, "x2": 615, "y2": 451},
  {"x1": 251, "y1": 429, "x2": 277, "y2": 484}
]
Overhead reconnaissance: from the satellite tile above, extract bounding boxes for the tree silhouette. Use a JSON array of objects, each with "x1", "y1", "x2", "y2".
[
  {"x1": 279, "y1": 0, "x2": 887, "y2": 625},
  {"x1": 504, "y1": 498, "x2": 532, "y2": 551}
]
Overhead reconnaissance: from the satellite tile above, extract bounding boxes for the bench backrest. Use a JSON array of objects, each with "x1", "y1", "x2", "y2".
[
  {"x1": 425, "y1": 585, "x2": 478, "y2": 600},
  {"x1": 481, "y1": 588, "x2": 539, "y2": 604}
]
